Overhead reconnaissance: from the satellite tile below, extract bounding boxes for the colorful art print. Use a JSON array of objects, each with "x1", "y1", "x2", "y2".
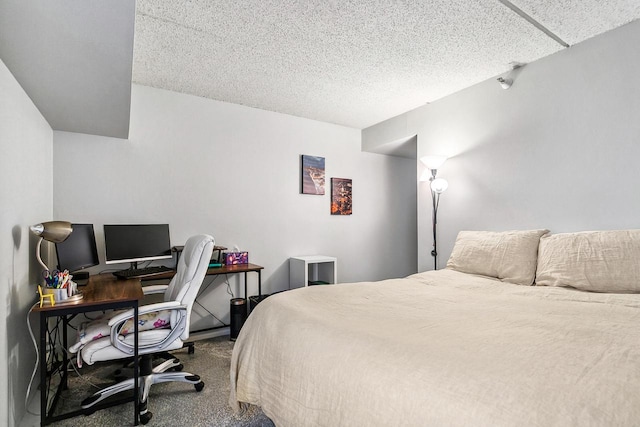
[
  {"x1": 301, "y1": 155, "x2": 325, "y2": 195},
  {"x1": 331, "y1": 178, "x2": 352, "y2": 215}
]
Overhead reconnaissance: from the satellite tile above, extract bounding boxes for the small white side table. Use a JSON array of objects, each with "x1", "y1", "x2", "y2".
[{"x1": 289, "y1": 255, "x2": 337, "y2": 289}]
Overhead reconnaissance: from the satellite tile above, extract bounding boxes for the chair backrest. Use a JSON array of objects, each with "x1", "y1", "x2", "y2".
[{"x1": 164, "y1": 234, "x2": 214, "y2": 339}]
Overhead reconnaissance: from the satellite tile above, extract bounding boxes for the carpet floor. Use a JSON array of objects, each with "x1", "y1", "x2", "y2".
[{"x1": 38, "y1": 336, "x2": 274, "y2": 427}]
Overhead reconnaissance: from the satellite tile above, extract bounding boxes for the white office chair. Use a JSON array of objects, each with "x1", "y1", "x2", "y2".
[{"x1": 70, "y1": 234, "x2": 214, "y2": 424}]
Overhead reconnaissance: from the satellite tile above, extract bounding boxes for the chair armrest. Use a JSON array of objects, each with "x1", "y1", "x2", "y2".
[
  {"x1": 108, "y1": 301, "x2": 188, "y2": 355},
  {"x1": 108, "y1": 301, "x2": 182, "y2": 327},
  {"x1": 142, "y1": 284, "x2": 169, "y2": 295}
]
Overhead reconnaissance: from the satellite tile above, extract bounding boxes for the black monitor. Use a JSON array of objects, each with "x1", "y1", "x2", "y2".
[
  {"x1": 104, "y1": 224, "x2": 172, "y2": 265},
  {"x1": 55, "y1": 223, "x2": 99, "y2": 274}
]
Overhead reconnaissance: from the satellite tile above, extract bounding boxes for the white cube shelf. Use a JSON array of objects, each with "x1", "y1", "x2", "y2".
[{"x1": 289, "y1": 255, "x2": 337, "y2": 289}]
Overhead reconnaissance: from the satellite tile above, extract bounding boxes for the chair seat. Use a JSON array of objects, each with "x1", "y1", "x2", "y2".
[{"x1": 81, "y1": 329, "x2": 184, "y2": 365}]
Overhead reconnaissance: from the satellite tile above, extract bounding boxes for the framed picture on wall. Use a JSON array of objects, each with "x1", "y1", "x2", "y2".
[
  {"x1": 331, "y1": 178, "x2": 352, "y2": 215},
  {"x1": 300, "y1": 155, "x2": 325, "y2": 195}
]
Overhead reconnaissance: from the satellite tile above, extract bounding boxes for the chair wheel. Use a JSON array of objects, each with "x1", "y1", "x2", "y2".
[
  {"x1": 195, "y1": 381, "x2": 205, "y2": 392},
  {"x1": 174, "y1": 363, "x2": 184, "y2": 371},
  {"x1": 140, "y1": 411, "x2": 153, "y2": 424}
]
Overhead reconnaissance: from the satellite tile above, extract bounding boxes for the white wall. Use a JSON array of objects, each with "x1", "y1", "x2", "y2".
[
  {"x1": 364, "y1": 20, "x2": 640, "y2": 272},
  {"x1": 53, "y1": 84, "x2": 417, "y2": 329},
  {"x1": 0, "y1": 59, "x2": 53, "y2": 426}
]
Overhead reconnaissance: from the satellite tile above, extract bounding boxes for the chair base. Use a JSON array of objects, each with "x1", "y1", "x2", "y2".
[
  {"x1": 113, "y1": 351, "x2": 184, "y2": 381},
  {"x1": 112, "y1": 342, "x2": 196, "y2": 379},
  {"x1": 81, "y1": 353, "x2": 205, "y2": 424}
]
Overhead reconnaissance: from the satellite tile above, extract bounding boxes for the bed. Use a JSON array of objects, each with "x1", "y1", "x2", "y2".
[{"x1": 230, "y1": 230, "x2": 640, "y2": 426}]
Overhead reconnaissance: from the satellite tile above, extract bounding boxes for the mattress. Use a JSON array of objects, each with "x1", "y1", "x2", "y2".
[{"x1": 230, "y1": 269, "x2": 640, "y2": 426}]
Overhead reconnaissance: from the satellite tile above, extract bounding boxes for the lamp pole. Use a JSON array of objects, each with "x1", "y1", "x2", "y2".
[
  {"x1": 428, "y1": 172, "x2": 448, "y2": 271},
  {"x1": 420, "y1": 155, "x2": 448, "y2": 271},
  {"x1": 430, "y1": 178, "x2": 440, "y2": 270}
]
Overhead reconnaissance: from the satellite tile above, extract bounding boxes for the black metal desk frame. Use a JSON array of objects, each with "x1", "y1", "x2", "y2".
[
  {"x1": 187, "y1": 264, "x2": 263, "y2": 333},
  {"x1": 36, "y1": 295, "x2": 140, "y2": 426}
]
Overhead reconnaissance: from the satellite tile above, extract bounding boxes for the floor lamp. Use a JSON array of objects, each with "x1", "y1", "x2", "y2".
[{"x1": 420, "y1": 156, "x2": 448, "y2": 270}]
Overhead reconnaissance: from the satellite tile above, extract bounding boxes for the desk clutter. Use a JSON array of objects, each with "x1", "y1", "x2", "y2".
[
  {"x1": 224, "y1": 251, "x2": 249, "y2": 265},
  {"x1": 38, "y1": 269, "x2": 82, "y2": 306},
  {"x1": 211, "y1": 245, "x2": 249, "y2": 265},
  {"x1": 175, "y1": 244, "x2": 250, "y2": 267}
]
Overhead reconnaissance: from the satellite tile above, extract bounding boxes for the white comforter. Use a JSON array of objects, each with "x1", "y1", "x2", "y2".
[{"x1": 230, "y1": 269, "x2": 640, "y2": 426}]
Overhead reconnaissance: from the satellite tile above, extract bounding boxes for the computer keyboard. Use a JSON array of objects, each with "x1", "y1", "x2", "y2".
[{"x1": 113, "y1": 265, "x2": 175, "y2": 279}]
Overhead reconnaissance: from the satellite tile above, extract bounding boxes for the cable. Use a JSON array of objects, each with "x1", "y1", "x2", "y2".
[
  {"x1": 60, "y1": 346, "x2": 100, "y2": 389},
  {"x1": 226, "y1": 281, "x2": 234, "y2": 298},
  {"x1": 51, "y1": 321, "x2": 100, "y2": 388},
  {"x1": 82, "y1": 312, "x2": 98, "y2": 321},
  {"x1": 25, "y1": 302, "x2": 41, "y2": 415}
]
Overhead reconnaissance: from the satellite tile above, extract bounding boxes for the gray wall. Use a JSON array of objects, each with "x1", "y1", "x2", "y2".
[
  {"x1": 53, "y1": 84, "x2": 417, "y2": 329},
  {"x1": 0, "y1": 59, "x2": 53, "y2": 426},
  {"x1": 364, "y1": 20, "x2": 640, "y2": 272}
]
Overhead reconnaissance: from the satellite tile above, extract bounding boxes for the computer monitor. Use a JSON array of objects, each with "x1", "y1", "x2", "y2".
[
  {"x1": 104, "y1": 224, "x2": 172, "y2": 265},
  {"x1": 55, "y1": 223, "x2": 99, "y2": 274}
]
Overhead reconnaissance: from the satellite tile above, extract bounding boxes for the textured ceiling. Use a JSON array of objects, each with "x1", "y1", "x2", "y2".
[
  {"x1": 132, "y1": 0, "x2": 640, "y2": 130},
  {"x1": 3, "y1": 1, "x2": 638, "y2": 138}
]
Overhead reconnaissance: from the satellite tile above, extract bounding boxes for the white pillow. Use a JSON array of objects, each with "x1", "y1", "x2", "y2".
[
  {"x1": 446, "y1": 229, "x2": 549, "y2": 285},
  {"x1": 535, "y1": 230, "x2": 640, "y2": 292}
]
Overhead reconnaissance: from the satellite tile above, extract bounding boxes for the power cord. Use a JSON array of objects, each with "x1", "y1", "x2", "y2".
[
  {"x1": 226, "y1": 280, "x2": 234, "y2": 298},
  {"x1": 60, "y1": 346, "x2": 100, "y2": 389},
  {"x1": 25, "y1": 302, "x2": 40, "y2": 416},
  {"x1": 26, "y1": 304, "x2": 66, "y2": 416},
  {"x1": 51, "y1": 319, "x2": 101, "y2": 390}
]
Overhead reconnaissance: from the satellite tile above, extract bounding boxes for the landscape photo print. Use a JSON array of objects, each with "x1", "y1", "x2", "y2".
[{"x1": 301, "y1": 155, "x2": 325, "y2": 195}]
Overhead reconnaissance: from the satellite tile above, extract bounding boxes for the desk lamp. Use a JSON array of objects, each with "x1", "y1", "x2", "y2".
[{"x1": 30, "y1": 221, "x2": 72, "y2": 271}]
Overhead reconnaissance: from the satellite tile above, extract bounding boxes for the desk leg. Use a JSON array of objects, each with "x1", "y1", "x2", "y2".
[
  {"x1": 258, "y1": 270, "x2": 262, "y2": 297},
  {"x1": 62, "y1": 316, "x2": 69, "y2": 390},
  {"x1": 244, "y1": 272, "x2": 248, "y2": 317},
  {"x1": 40, "y1": 313, "x2": 47, "y2": 425},
  {"x1": 134, "y1": 303, "x2": 139, "y2": 426}
]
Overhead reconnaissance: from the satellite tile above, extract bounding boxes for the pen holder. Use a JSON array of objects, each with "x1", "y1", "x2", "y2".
[
  {"x1": 44, "y1": 288, "x2": 69, "y2": 302},
  {"x1": 43, "y1": 287, "x2": 70, "y2": 302}
]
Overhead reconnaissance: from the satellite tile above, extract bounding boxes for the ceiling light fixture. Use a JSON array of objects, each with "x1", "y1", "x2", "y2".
[
  {"x1": 497, "y1": 77, "x2": 513, "y2": 90},
  {"x1": 497, "y1": 62, "x2": 525, "y2": 90}
]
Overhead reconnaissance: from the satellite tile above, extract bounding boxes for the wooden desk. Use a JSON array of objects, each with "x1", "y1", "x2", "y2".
[
  {"x1": 148, "y1": 263, "x2": 263, "y2": 300},
  {"x1": 32, "y1": 274, "x2": 143, "y2": 426},
  {"x1": 145, "y1": 263, "x2": 264, "y2": 331},
  {"x1": 204, "y1": 263, "x2": 264, "y2": 301}
]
